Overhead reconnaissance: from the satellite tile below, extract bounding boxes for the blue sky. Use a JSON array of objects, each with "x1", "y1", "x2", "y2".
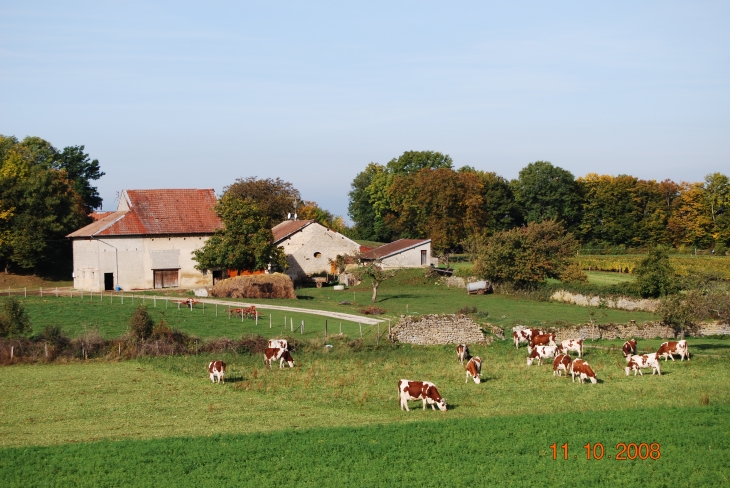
[{"x1": 1, "y1": 1, "x2": 728, "y2": 219}]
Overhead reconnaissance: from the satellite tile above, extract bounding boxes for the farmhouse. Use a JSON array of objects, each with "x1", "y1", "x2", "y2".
[
  {"x1": 360, "y1": 239, "x2": 434, "y2": 269},
  {"x1": 67, "y1": 189, "x2": 222, "y2": 291},
  {"x1": 272, "y1": 219, "x2": 360, "y2": 281}
]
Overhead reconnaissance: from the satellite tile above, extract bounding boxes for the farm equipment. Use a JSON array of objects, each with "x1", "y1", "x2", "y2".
[
  {"x1": 466, "y1": 280, "x2": 492, "y2": 295},
  {"x1": 228, "y1": 306, "x2": 262, "y2": 319}
]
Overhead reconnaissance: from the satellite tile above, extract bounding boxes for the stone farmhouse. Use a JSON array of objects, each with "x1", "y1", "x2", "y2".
[
  {"x1": 360, "y1": 238, "x2": 434, "y2": 269},
  {"x1": 67, "y1": 189, "x2": 222, "y2": 291},
  {"x1": 272, "y1": 219, "x2": 360, "y2": 281}
]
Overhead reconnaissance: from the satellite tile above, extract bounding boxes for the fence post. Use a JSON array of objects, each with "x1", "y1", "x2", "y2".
[
  {"x1": 24, "y1": 287, "x2": 26, "y2": 298},
  {"x1": 81, "y1": 289, "x2": 83, "y2": 299},
  {"x1": 377, "y1": 323, "x2": 380, "y2": 346},
  {"x1": 269, "y1": 314, "x2": 271, "y2": 329},
  {"x1": 359, "y1": 323, "x2": 362, "y2": 338},
  {"x1": 10, "y1": 346, "x2": 13, "y2": 361},
  {"x1": 340, "y1": 322, "x2": 342, "y2": 334},
  {"x1": 40, "y1": 287, "x2": 43, "y2": 297},
  {"x1": 290, "y1": 318, "x2": 293, "y2": 332},
  {"x1": 45, "y1": 343, "x2": 48, "y2": 358},
  {"x1": 56, "y1": 287, "x2": 58, "y2": 298},
  {"x1": 154, "y1": 296, "x2": 156, "y2": 308},
  {"x1": 203, "y1": 302, "x2": 205, "y2": 315},
  {"x1": 325, "y1": 320, "x2": 328, "y2": 339},
  {"x1": 301, "y1": 320, "x2": 304, "y2": 334}
]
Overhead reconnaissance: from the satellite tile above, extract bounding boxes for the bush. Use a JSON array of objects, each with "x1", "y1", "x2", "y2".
[
  {"x1": 559, "y1": 263, "x2": 588, "y2": 283},
  {"x1": 129, "y1": 306, "x2": 154, "y2": 341},
  {"x1": 634, "y1": 247, "x2": 678, "y2": 298},
  {"x1": 211, "y1": 273, "x2": 296, "y2": 299},
  {"x1": 0, "y1": 297, "x2": 31, "y2": 338}
]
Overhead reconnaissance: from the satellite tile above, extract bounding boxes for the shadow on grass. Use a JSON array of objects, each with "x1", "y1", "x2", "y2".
[
  {"x1": 377, "y1": 294, "x2": 420, "y2": 302},
  {"x1": 296, "y1": 295, "x2": 315, "y2": 300},
  {"x1": 692, "y1": 343, "x2": 730, "y2": 351}
]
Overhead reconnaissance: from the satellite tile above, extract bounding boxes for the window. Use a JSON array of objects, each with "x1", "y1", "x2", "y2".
[{"x1": 314, "y1": 252, "x2": 322, "y2": 258}]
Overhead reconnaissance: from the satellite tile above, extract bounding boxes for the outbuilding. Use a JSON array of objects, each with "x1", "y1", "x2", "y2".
[{"x1": 359, "y1": 239, "x2": 434, "y2": 268}]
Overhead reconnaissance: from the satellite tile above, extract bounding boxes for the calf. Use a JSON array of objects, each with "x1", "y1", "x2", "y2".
[
  {"x1": 571, "y1": 358, "x2": 597, "y2": 384},
  {"x1": 528, "y1": 333, "x2": 556, "y2": 352},
  {"x1": 398, "y1": 379, "x2": 447, "y2": 412},
  {"x1": 456, "y1": 344, "x2": 470, "y2": 364},
  {"x1": 268, "y1": 339, "x2": 289, "y2": 351},
  {"x1": 656, "y1": 340, "x2": 689, "y2": 361},
  {"x1": 622, "y1": 339, "x2": 637, "y2": 358},
  {"x1": 264, "y1": 347, "x2": 295, "y2": 369},
  {"x1": 512, "y1": 327, "x2": 543, "y2": 349},
  {"x1": 558, "y1": 339, "x2": 583, "y2": 358},
  {"x1": 527, "y1": 345, "x2": 558, "y2": 366},
  {"x1": 208, "y1": 360, "x2": 226, "y2": 384},
  {"x1": 465, "y1": 356, "x2": 482, "y2": 384},
  {"x1": 625, "y1": 353, "x2": 661, "y2": 376},
  {"x1": 553, "y1": 354, "x2": 572, "y2": 377}
]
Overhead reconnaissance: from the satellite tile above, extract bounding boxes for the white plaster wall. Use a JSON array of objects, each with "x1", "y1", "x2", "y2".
[
  {"x1": 278, "y1": 224, "x2": 360, "y2": 279},
  {"x1": 380, "y1": 242, "x2": 432, "y2": 269}
]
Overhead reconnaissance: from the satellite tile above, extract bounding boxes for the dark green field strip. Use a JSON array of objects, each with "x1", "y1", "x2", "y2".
[{"x1": 1, "y1": 405, "x2": 727, "y2": 487}]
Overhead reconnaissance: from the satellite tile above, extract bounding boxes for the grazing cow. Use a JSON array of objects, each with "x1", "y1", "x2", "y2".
[
  {"x1": 512, "y1": 327, "x2": 543, "y2": 349},
  {"x1": 622, "y1": 339, "x2": 637, "y2": 358},
  {"x1": 268, "y1": 339, "x2": 289, "y2": 351},
  {"x1": 656, "y1": 340, "x2": 689, "y2": 361},
  {"x1": 465, "y1": 356, "x2": 482, "y2": 384},
  {"x1": 527, "y1": 345, "x2": 558, "y2": 366},
  {"x1": 528, "y1": 333, "x2": 556, "y2": 352},
  {"x1": 571, "y1": 359, "x2": 597, "y2": 384},
  {"x1": 398, "y1": 379, "x2": 447, "y2": 412},
  {"x1": 264, "y1": 348, "x2": 295, "y2": 369},
  {"x1": 558, "y1": 339, "x2": 583, "y2": 358},
  {"x1": 208, "y1": 360, "x2": 226, "y2": 383},
  {"x1": 456, "y1": 344, "x2": 470, "y2": 364},
  {"x1": 553, "y1": 354, "x2": 572, "y2": 377},
  {"x1": 625, "y1": 353, "x2": 661, "y2": 376}
]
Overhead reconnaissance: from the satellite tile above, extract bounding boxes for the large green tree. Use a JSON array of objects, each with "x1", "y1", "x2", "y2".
[
  {"x1": 55, "y1": 146, "x2": 105, "y2": 212},
  {"x1": 223, "y1": 177, "x2": 300, "y2": 227},
  {"x1": 193, "y1": 195, "x2": 287, "y2": 273},
  {"x1": 511, "y1": 161, "x2": 582, "y2": 230}
]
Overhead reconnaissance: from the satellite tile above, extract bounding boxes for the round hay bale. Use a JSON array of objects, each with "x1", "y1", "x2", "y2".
[{"x1": 211, "y1": 273, "x2": 296, "y2": 299}]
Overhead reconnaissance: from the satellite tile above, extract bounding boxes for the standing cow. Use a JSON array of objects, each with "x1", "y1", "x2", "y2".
[
  {"x1": 571, "y1": 359, "x2": 598, "y2": 384},
  {"x1": 456, "y1": 344, "x2": 470, "y2": 364},
  {"x1": 465, "y1": 356, "x2": 482, "y2": 384},
  {"x1": 625, "y1": 353, "x2": 661, "y2": 376},
  {"x1": 553, "y1": 354, "x2": 572, "y2": 377},
  {"x1": 513, "y1": 327, "x2": 544, "y2": 349},
  {"x1": 558, "y1": 339, "x2": 583, "y2": 358},
  {"x1": 208, "y1": 360, "x2": 226, "y2": 384},
  {"x1": 264, "y1": 347, "x2": 295, "y2": 368},
  {"x1": 622, "y1": 339, "x2": 637, "y2": 358},
  {"x1": 398, "y1": 379, "x2": 447, "y2": 411},
  {"x1": 528, "y1": 333, "x2": 556, "y2": 353},
  {"x1": 656, "y1": 340, "x2": 689, "y2": 361},
  {"x1": 527, "y1": 345, "x2": 558, "y2": 366}
]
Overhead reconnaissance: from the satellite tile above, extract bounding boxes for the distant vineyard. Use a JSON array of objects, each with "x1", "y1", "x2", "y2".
[{"x1": 574, "y1": 255, "x2": 730, "y2": 279}]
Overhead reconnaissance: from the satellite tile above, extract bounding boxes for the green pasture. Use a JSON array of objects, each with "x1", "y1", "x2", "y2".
[{"x1": 585, "y1": 271, "x2": 636, "y2": 286}]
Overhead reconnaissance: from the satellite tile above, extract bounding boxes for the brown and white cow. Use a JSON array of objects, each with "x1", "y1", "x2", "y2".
[
  {"x1": 553, "y1": 354, "x2": 572, "y2": 377},
  {"x1": 208, "y1": 360, "x2": 226, "y2": 383},
  {"x1": 465, "y1": 356, "x2": 482, "y2": 384},
  {"x1": 528, "y1": 333, "x2": 556, "y2": 353},
  {"x1": 456, "y1": 344, "x2": 470, "y2": 364},
  {"x1": 571, "y1": 358, "x2": 597, "y2": 384},
  {"x1": 268, "y1": 339, "x2": 289, "y2": 351},
  {"x1": 622, "y1": 339, "x2": 637, "y2": 358},
  {"x1": 558, "y1": 339, "x2": 583, "y2": 357},
  {"x1": 656, "y1": 340, "x2": 689, "y2": 361},
  {"x1": 398, "y1": 379, "x2": 447, "y2": 411},
  {"x1": 625, "y1": 353, "x2": 661, "y2": 376},
  {"x1": 264, "y1": 347, "x2": 295, "y2": 369},
  {"x1": 512, "y1": 327, "x2": 544, "y2": 349},
  {"x1": 527, "y1": 345, "x2": 558, "y2": 366}
]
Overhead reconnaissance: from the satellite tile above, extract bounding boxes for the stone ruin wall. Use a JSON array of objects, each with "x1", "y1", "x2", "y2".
[{"x1": 390, "y1": 314, "x2": 490, "y2": 345}]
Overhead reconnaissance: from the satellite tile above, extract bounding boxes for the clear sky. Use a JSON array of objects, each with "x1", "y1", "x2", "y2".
[{"x1": 1, "y1": 1, "x2": 728, "y2": 218}]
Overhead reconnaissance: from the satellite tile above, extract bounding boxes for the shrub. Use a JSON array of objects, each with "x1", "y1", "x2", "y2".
[
  {"x1": 211, "y1": 273, "x2": 296, "y2": 299},
  {"x1": 634, "y1": 247, "x2": 678, "y2": 298},
  {"x1": 129, "y1": 306, "x2": 154, "y2": 341},
  {"x1": 0, "y1": 297, "x2": 31, "y2": 338},
  {"x1": 559, "y1": 263, "x2": 588, "y2": 283}
]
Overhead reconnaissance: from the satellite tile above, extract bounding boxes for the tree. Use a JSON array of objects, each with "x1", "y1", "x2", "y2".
[
  {"x1": 193, "y1": 195, "x2": 287, "y2": 273},
  {"x1": 353, "y1": 261, "x2": 396, "y2": 303},
  {"x1": 634, "y1": 246, "x2": 678, "y2": 298},
  {"x1": 385, "y1": 150, "x2": 453, "y2": 175},
  {"x1": 55, "y1": 145, "x2": 105, "y2": 212},
  {"x1": 0, "y1": 297, "x2": 31, "y2": 337},
  {"x1": 223, "y1": 177, "x2": 300, "y2": 227},
  {"x1": 511, "y1": 161, "x2": 582, "y2": 230},
  {"x1": 297, "y1": 200, "x2": 347, "y2": 234},
  {"x1": 129, "y1": 305, "x2": 154, "y2": 341},
  {"x1": 667, "y1": 182, "x2": 713, "y2": 248},
  {"x1": 348, "y1": 163, "x2": 382, "y2": 240},
  {"x1": 472, "y1": 220, "x2": 578, "y2": 288}
]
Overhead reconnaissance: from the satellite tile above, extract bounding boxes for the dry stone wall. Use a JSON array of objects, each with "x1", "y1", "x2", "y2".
[
  {"x1": 550, "y1": 290, "x2": 659, "y2": 312},
  {"x1": 390, "y1": 314, "x2": 489, "y2": 345}
]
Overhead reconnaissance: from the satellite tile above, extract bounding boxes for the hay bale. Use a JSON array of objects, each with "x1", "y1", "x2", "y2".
[{"x1": 211, "y1": 273, "x2": 296, "y2": 299}]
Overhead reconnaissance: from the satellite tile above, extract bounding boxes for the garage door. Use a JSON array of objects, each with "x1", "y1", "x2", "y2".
[{"x1": 154, "y1": 269, "x2": 179, "y2": 288}]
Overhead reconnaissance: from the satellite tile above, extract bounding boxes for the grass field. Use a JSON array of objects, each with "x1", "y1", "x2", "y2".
[
  {"x1": 585, "y1": 271, "x2": 636, "y2": 286},
  {"x1": 0, "y1": 337, "x2": 727, "y2": 486}
]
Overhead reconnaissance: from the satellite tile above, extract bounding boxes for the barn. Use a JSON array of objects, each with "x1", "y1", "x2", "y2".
[
  {"x1": 67, "y1": 189, "x2": 222, "y2": 291},
  {"x1": 360, "y1": 239, "x2": 434, "y2": 269}
]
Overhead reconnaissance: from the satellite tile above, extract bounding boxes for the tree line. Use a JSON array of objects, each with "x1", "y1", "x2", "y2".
[{"x1": 347, "y1": 152, "x2": 730, "y2": 255}]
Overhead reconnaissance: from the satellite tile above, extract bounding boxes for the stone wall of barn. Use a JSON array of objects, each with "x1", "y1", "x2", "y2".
[
  {"x1": 278, "y1": 223, "x2": 360, "y2": 280},
  {"x1": 389, "y1": 314, "x2": 489, "y2": 345}
]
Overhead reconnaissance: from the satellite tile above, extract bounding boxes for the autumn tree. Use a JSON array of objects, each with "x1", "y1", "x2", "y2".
[
  {"x1": 473, "y1": 220, "x2": 578, "y2": 288},
  {"x1": 511, "y1": 161, "x2": 582, "y2": 230},
  {"x1": 297, "y1": 200, "x2": 347, "y2": 234},
  {"x1": 223, "y1": 177, "x2": 300, "y2": 227},
  {"x1": 193, "y1": 195, "x2": 287, "y2": 273},
  {"x1": 667, "y1": 182, "x2": 713, "y2": 248},
  {"x1": 353, "y1": 261, "x2": 396, "y2": 303}
]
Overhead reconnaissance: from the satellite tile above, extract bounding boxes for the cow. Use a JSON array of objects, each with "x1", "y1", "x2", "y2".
[
  {"x1": 512, "y1": 327, "x2": 543, "y2": 349},
  {"x1": 527, "y1": 345, "x2": 558, "y2": 366},
  {"x1": 456, "y1": 344, "x2": 470, "y2": 364},
  {"x1": 208, "y1": 360, "x2": 226, "y2": 383},
  {"x1": 528, "y1": 333, "x2": 556, "y2": 353},
  {"x1": 465, "y1": 356, "x2": 482, "y2": 384},
  {"x1": 656, "y1": 340, "x2": 689, "y2": 361},
  {"x1": 398, "y1": 379, "x2": 447, "y2": 412},
  {"x1": 558, "y1": 339, "x2": 583, "y2": 357},
  {"x1": 264, "y1": 347, "x2": 295, "y2": 369},
  {"x1": 268, "y1": 339, "x2": 289, "y2": 351},
  {"x1": 571, "y1": 359, "x2": 597, "y2": 384},
  {"x1": 553, "y1": 354, "x2": 572, "y2": 377},
  {"x1": 625, "y1": 353, "x2": 661, "y2": 376},
  {"x1": 622, "y1": 339, "x2": 637, "y2": 358}
]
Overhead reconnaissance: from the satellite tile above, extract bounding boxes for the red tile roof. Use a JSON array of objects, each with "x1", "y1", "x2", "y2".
[
  {"x1": 67, "y1": 189, "x2": 222, "y2": 237},
  {"x1": 271, "y1": 220, "x2": 314, "y2": 243},
  {"x1": 89, "y1": 211, "x2": 114, "y2": 221},
  {"x1": 360, "y1": 239, "x2": 431, "y2": 260}
]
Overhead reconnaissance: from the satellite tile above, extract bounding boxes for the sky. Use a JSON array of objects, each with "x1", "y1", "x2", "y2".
[{"x1": 1, "y1": 1, "x2": 728, "y2": 219}]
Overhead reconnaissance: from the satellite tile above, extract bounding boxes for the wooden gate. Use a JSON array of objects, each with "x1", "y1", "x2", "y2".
[{"x1": 154, "y1": 269, "x2": 179, "y2": 288}]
